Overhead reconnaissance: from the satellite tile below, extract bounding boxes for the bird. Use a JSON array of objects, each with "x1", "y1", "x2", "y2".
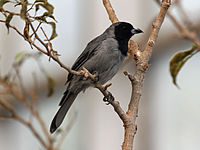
[{"x1": 50, "y1": 22, "x2": 143, "y2": 133}]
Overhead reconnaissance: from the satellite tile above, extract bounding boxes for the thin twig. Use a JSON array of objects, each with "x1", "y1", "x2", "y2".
[
  {"x1": 2, "y1": 10, "x2": 20, "y2": 16},
  {"x1": 175, "y1": 0, "x2": 193, "y2": 28},
  {"x1": 0, "y1": 19, "x2": 89, "y2": 77},
  {"x1": 0, "y1": 98, "x2": 49, "y2": 149},
  {"x1": 167, "y1": 13, "x2": 200, "y2": 47},
  {"x1": 40, "y1": 27, "x2": 59, "y2": 61},
  {"x1": 1, "y1": 80, "x2": 52, "y2": 145},
  {"x1": 155, "y1": 0, "x2": 200, "y2": 48},
  {"x1": 30, "y1": 22, "x2": 42, "y2": 38}
]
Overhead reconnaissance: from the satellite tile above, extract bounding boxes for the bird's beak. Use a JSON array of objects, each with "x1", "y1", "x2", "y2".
[{"x1": 131, "y1": 28, "x2": 144, "y2": 35}]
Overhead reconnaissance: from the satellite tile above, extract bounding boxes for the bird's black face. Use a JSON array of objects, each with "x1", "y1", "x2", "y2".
[
  {"x1": 113, "y1": 22, "x2": 143, "y2": 56},
  {"x1": 114, "y1": 22, "x2": 143, "y2": 41}
]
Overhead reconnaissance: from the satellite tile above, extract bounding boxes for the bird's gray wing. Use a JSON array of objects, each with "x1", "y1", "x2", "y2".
[
  {"x1": 59, "y1": 34, "x2": 106, "y2": 106},
  {"x1": 66, "y1": 34, "x2": 106, "y2": 83}
]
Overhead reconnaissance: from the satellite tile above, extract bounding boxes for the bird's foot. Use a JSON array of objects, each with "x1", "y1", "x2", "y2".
[
  {"x1": 103, "y1": 91, "x2": 114, "y2": 105},
  {"x1": 92, "y1": 71, "x2": 99, "y2": 82}
]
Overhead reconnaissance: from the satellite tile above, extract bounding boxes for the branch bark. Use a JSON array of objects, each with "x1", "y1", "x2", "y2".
[{"x1": 102, "y1": 0, "x2": 119, "y2": 23}]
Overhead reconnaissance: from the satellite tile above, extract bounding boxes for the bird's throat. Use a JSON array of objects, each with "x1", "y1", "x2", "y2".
[{"x1": 117, "y1": 40, "x2": 129, "y2": 56}]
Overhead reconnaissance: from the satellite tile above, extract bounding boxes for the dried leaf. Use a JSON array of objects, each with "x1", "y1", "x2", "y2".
[
  {"x1": 47, "y1": 76, "x2": 55, "y2": 97},
  {"x1": 48, "y1": 22, "x2": 57, "y2": 40},
  {"x1": 5, "y1": 14, "x2": 13, "y2": 33},
  {"x1": 23, "y1": 21, "x2": 30, "y2": 40},
  {"x1": 41, "y1": 3, "x2": 54, "y2": 16},
  {"x1": 34, "y1": 16, "x2": 47, "y2": 22},
  {"x1": 34, "y1": 0, "x2": 57, "y2": 40},
  {"x1": 0, "y1": 0, "x2": 10, "y2": 10},
  {"x1": 35, "y1": 1, "x2": 54, "y2": 17},
  {"x1": 14, "y1": 1, "x2": 22, "y2": 7},
  {"x1": 35, "y1": 0, "x2": 46, "y2": 3},
  {"x1": 35, "y1": 3, "x2": 39, "y2": 12},
  {"x1": 169, "y1": 45, "x2": 199, "y2": 87}
]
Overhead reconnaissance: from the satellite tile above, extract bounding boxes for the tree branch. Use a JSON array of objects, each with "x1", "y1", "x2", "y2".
[
  {"x1": 103, "y1": 0, "x2": 171, "y2": 150},
  {"x1": 167, "y1": 11, "x2": 200, "y2": 47},
  {"x1": 102, "y1": 0, "x2": 119, "y2": 23},
  {"x1": 155, "y1": 0, "x2": 200, "y2": 48},
  {"x1": 0, "y1": 77, "x2": 53, "y2": 149},
  {"x1": 0, "y1": 98, "x2": 49, "y2": 149},
  {"x1": 82, "y1": 67, "x2": 129, "y2": 123}
]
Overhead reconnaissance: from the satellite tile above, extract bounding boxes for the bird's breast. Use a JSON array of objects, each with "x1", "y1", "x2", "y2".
[{"x1": 97, "y1": 49, "x2": 125, "y2": 84}]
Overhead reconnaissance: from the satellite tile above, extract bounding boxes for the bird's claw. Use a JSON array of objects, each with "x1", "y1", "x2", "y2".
[
  {"x1": 103, "y1": 91, "x2": 114, "y2": 105},
  {"x1": 93, "y1": 71, "x2": 99, "y2": 82}
]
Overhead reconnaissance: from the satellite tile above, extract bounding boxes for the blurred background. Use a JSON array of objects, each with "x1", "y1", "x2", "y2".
[{"x1": 0, "y1": 0, "x2": 200, "y2": 150}]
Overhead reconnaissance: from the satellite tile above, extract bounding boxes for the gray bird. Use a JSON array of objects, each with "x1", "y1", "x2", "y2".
[{"x1": 50, "y1": 22, "x2": 143, "y2": 133}]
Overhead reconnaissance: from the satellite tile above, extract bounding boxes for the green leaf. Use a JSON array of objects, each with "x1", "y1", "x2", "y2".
[
  {"x1": 48, "y1": 22, "x2": 57, "y2": 40},
  {"x1": 15, "y1": 51, "x2": 28, "y2": 62},
  {"x1": 169, "y1": 45, "x2": 199, "y2": 87},
  {"x1": 5, "y1": 13, "x2": 13, "y2": 33},
  {"x1": 47, "y1": 76, "x2": 55, "y2": 97}
]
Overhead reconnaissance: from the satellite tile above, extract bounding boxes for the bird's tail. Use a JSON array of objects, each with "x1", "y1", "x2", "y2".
[{"x1": 50, "y1": 92, "x2": 77, "y2": 133}]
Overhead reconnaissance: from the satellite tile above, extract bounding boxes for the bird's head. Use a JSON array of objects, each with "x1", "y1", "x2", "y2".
[
  {"x1": 103, "y1": 22, "x2": 143, "y2": 56},
  {"x1": 113, "y1": 22, "x2": 143, "y2": 41}
]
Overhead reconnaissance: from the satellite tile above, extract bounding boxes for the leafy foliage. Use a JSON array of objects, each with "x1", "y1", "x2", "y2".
[
  {"x1": 0, "y1": 0, "x2": 57, "y2": 97},
  {"x1": 169, "y1": 44, "x2": 199, "y2": 87},
  {"x1": 0, "y1": 0, "x2": 57, "y2": 40}
]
